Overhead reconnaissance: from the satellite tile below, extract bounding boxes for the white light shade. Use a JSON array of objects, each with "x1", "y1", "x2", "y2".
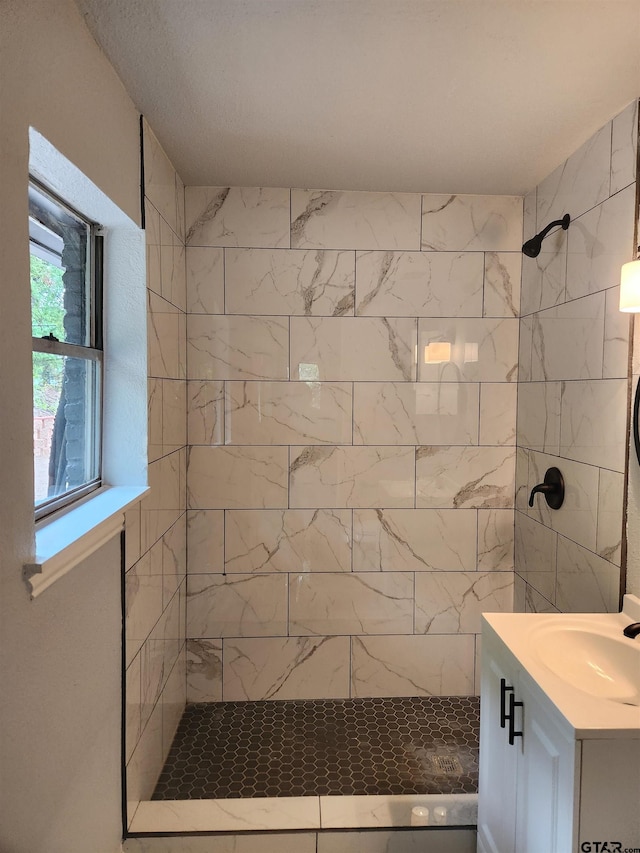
[{"x1": 619, "y1": 260, "x2": 640, "y2": 312}]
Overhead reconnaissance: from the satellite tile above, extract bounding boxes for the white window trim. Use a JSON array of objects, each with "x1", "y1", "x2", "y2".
[{"x1": 24, "y1": 129, "x2": 148, "y2": 598}]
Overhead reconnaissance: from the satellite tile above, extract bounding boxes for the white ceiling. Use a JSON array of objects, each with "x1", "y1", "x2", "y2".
[{"x1": 75, "y1": 0, "x2": 640, "y2": 195}]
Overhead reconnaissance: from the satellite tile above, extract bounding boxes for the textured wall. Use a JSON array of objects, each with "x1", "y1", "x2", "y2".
[
  {"x1": 515, "y1": 100, "x2": 638, "y2": 613},
  {"x1": 124, "y1": 122, "x2": 187, "y2": 821},
  {"x1": 183, "y1": 187, "x2": 522, "y2": 702}
]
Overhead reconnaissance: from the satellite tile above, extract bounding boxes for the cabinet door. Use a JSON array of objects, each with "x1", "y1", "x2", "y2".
[
  {"x1": 477, "y1": 648, "x2": 518, "y2": 853},
  {"x1": 514, "y1": 680, "x2": 578, "y2": 853}
]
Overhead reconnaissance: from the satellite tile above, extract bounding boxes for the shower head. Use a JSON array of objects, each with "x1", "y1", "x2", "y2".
[{"x1": 522, "y1": 213, "x2": 571, "y2": 258}]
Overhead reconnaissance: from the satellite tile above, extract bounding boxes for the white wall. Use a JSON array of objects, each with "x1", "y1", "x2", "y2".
[{"x1": 0, "y1": 2, "x2": 141, "y2": 851}]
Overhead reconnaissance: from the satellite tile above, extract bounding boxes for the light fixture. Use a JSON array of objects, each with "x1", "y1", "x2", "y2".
[{"x1": 619, "y1": 255, "x2": 640, "y2": 312}]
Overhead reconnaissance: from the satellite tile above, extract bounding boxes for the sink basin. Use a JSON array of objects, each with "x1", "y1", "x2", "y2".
[{"x1": 532, "y1": 625, "x2": 640, "y2": 705}]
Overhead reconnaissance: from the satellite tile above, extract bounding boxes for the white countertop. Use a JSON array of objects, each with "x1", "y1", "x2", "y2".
[{"x1": 482, "y1": 595, "x2": 640, "y2": 740}]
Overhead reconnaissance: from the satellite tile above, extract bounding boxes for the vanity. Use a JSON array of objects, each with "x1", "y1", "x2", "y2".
[{"x1": 477, "y1": 595, "x2": 640, "y2": 853}]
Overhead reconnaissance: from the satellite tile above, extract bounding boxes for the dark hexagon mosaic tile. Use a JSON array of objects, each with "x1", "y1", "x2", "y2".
[{"x1": 151, "y1": 696, "x2": 480, "y2": 800}]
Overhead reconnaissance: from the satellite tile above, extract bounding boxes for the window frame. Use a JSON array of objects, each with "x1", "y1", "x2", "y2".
[{"x1": 29, "y1": 177, "x2": 105, "y2": 520}]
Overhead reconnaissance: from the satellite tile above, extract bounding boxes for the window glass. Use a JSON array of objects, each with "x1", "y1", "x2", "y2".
[{"x1": 29, "y1": 181, "x2": 103, "y2": 517}]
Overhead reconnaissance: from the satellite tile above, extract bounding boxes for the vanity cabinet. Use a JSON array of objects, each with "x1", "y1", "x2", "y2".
[{"x1": 477, "y1": 617, "x2": 640, "y2": 853}]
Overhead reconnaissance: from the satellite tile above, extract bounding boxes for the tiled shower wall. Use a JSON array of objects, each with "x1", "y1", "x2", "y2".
[
  {"x1": 515, "y1": 100, "x2": 639, "y2": 613},
  {"x1": 184, "y1": 189, "x2": 522, "y2": 702},
  {"x1": 124, "y1": 122, "x2": 187, "y2": 814}
]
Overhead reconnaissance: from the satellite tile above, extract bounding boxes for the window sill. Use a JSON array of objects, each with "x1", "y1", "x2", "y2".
[{"x1": 24, "y1": 485, "x2": 149, "y2": 599}]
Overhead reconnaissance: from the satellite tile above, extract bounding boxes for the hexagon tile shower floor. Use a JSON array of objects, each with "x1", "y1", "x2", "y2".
[{"x1": 152, "y1": 696, "x2": 480, "y2": 800}]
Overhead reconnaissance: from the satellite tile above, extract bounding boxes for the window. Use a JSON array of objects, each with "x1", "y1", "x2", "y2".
[{"x1": 29, "y1": 180, "x2": 103, "y2": 519}]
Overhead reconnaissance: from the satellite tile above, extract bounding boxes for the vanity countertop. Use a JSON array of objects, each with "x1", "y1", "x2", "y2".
[{"x1": 482, "y1": 594, "x2": 640, "y2": 740}]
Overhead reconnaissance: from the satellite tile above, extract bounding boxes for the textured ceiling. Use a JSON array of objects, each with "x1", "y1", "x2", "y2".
[{"x1": 75, "y1": 0, "x2": 640, "y2": 194}]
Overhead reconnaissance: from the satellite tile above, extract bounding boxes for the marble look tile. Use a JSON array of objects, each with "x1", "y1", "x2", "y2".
[
  {"x1": 161, "y1": 652, "x2": 186, "y2": 760},
  {"x1": 188, "y1": 446, "x2": 288, "y2": 509},
  {"x1": 351, "y1": 635, "x2": 474, "y2": 697},
  {"x1": 603, "y1": 287, "x2": 632, "y2": 379},
  {"x1": 514, "y1": 511, "x2": 557, "y2": 602},
  {"x1": 537, "y1": 122, "x2": 612, "y2": 224},
  {"x1": 187, "y1": 510, "x2": 224, "y2": 573},
  {"x1": 225, "y1": 509, "x2": 352, "y2": 573},
  {"x1": 289, "y1": 572, "x2": 413, "y2": 636},
  {"x1": 226, "y1": 381, "x2": 352, "y2": 445},
  {"x1": 477, "y1": 509, "x2": 514, "y2": 571},
  {"x1": 519, "y1": 229, "x2": 568, "y2": 315},
  {"x1": 225, "y1": 248, "x2": 355, "y2": 316},
  {"x1": 318, "y1": 795, "x2": 478, "y2": 833},
  {"x1": 415, "y1": 571, "x2": 513, "y2": 634},
  {"x1": 129, "y1": 797, "x2": 321, "y2": 833},
  {"x1": 416, "y1": 446, "x2": 515, "y2": 509},
  {"x1": 187, "y1": 574, "x2": 288, "y2": 638},
  {"x1": 185, "y1": 187, "x2": 290, "y2": 248},
  {"x1": 421, "y1": 194, "x2": 523, "y2": 252},
  {"x1": 291, "y1": 317, "x2": 416, "y2": 382},
  {"x1": 143, "y1": 120, "x2": 179, "y2": 236},
  {"x1": 355, "y1": 251, "x2": 483, "y2": 317},
  {"x1": 527, "y1": 451, "x2": 599, "y2": 552},
  {"x1": 291, "y1": 190, "x2": 421, "y2": 251},
  {"x1": 160, "y1": 219, "x2": 186, "y2": 311},
  {"x1": 162, "y1": 516, "x2": 187, "y2": 607},
  {"x1": 596, "y1": 468, "x2": 624, "y2": 566},
  {"x1": 124, "y1": 832, "x2": 318, "y2": 852},
  {"x1": 513, "y1": 572, "x2": 526, "y2": 613},
  {"x1": 530, "y1": 292, "x2": 605, "y2": 381},
  {"x1": 524, "y1": 584, "x2": 559, "y2": 614},
  {"x1": 162, "y1": 379, "x2": 187, "y2": 454},
  {"x1": 517, "y1": 317, "x2": 533, "y2": 382},
  {"x1": 555, "y1": 536, "x2": 621, "y2": 613},
  {"x1": 483, "y1": 252, "x2": 521, "y2": 317},
  {"x1": 186, "y1": 638, "x2": 222, "y2": 702},
  {"x1": 223, "y1": 636, "x2": 350, "y2": 700},
  {"x1": 515, "y1": 447, "x2": 530, "y2": 512},
  {"x1": 126, "y1": 651, "x2": 142, "y2": 762},
  {"x1": 610, "y1": 99, "x2": 638, "y2": 194},
  {"x1": 125, "y1": 551, "x2": 164, "y2": 664},
  {"x1": 146, "y1": 379, "x2": 161, "y2": 462},
  {"x1": 479, "y1": 383, "x2": 517, "y2": 446},
  {"x1": 352, "y1": 509, "x2": 477, "y2": 572},
  {"x1": 126, "y1": 700, "x2": 163, "y2": 818},
  {"x1": 141, "y1": 453, "x2": 183, "y2": 552},
  {"x1": 566, "y1": 183, "x2": 636, "y2": 301},
  {"x1": 559, "y1": 379, "x2": 627, "y2": 472},
  {"x1": 353, "y1": 382, "x2": 479, "y2": 446},
  {"x1": 516, "y1": 381, "x2": 561, "y2": 454},
  {"x1": 187, "y1": 380, "x2": 224, "y2": 445},
  {"x1": 317, "y1": 830, "x2": 476, "y2": 853},
  {"x1": 141, "y1": 591, "x2": 181, "y2": 730},
  {"x1": 148, "y1": 309, "x2": 182, "y2": 380},
  {"x1": 187, "y1": 315, "x2": 289, "y2": 381},
  {"x1": 145, "y1": 201, "x2": 162, "y2": 297},
  {"x1": 418, "y1": 318, "x2": 518, "y2": 383},
  {"x1": 175, "y1": 172, "x2": 185, "y2": 243},
  {"x1": 186, "y1": 247, "x2": 224, "y2": 314},
  {"x1": 290, "y1": 446, "x2": 415, "y2": 509}
]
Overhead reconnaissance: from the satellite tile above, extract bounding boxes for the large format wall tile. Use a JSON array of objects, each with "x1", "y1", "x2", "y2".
[
  {"x1": 225, "y1": 248, "x2": 355, "y2": 316},
  {"x1": 351, "y1": 635, "x2": 475, "y2": 697},
  {"x1": 290, "y1": 446, "x2": 415, "y2": 508},
  {"x1": 225, "y1": 509, "x2": 352, "y2": 573},
  {"x1": 355, "y1": 251, "x2": 483, "y2": 317},
  {"x1": 555, "y1": 536, "x2": 620, "y2": 613},
  {"x1": 187, "y1": 380, "x2": 224, "y2": 445},
  {"x1": 416, "y1": 446, "x2": 515, "y2": 509},
  {"x1": 186, "y1": 638, "x2": 222, "y2": 702},
  {"x1": 187, "y1": 510, "x2": 224, "y2": 573},
  {"x1": 421, "y1": 194, "x2": 523, "y2": 252},
  {"x1": 353, "y1": 382, "x2": 480, "y2": 446},
  {"x1": 291, "y1": 190, "x2": 421, "y2": 250},
  {"x1": 530, "y1": 292, "x2": 605, "y2": 381},
  {"x1": 610, "y1": 99, "x2": 638, "y2": 195},
  {"x1": 289, "y1": 572, "x2": 413, "y2": 635},
  {"x1": 185, "y1": 187, "x2": 290, "y2": 248},
  {"x1": 187, "y1": 315, "x2": 289, "y2": 381},
  {"x1": 186, "y1": 247, "x2": 224, "y2": 314},
  {"x1": 418, "y1": 318, "x2": 518, "y2": 383},
  {"x1": 478, "y1": 509, "x2": 514, "y2": 571},
  {"x1": 187, "y1": 574, "x2": 288, "y2": 637},
  {"x1": 558, "y1": 379, "x2": 627, "y2": 472},
  {"x1": 483, "y1": 252, "x2": 521, "y2": 317},
  {"x1": 226, "y1": 381, "x2": 352, "y2": 445},
  {"x1": 596, "y1": 469, "x2": 624, "y2": 566},
  {"x1": 188, "y1": 446, "x2": 288, "y2": 509},
  {"x1": 291, "y1": 317, "x2": 416, "y2": 382},
  {"x1": 517, "y1": 381, "x2": 561, "y2": 454},
  {"x1": 414, "y1": 572, "x2": 513, "y2": 634},
  {"x1": 514, "y1": 512, "x2": 557, "y2": 603},
  {"x1": 352, "y1": 509, "x2": 477, "y2": 572},
  {"x1": 223, "y1": 636, "x2": 350, "y2": 700}
]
